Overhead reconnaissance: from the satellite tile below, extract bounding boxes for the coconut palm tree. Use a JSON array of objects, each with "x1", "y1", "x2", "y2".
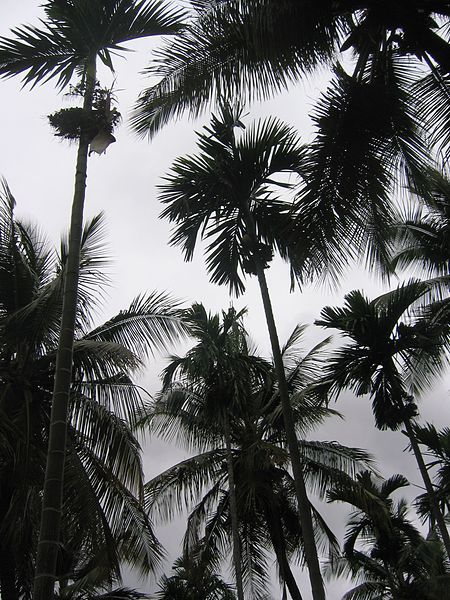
[
  {"x1": 153, "y1": 554, "x2": 236, "y2": 600},
  {"x1": 0, "y1": 3, "x2": 185, "y2": 597},
  {"x1": 142, "y1": 318, "x2": 374, "y2": 598},
  {"x1": 0, "y1": 180, "x2": 185, "y2": 599},
  {"x1": 326, "y1": 471, "x2": 450, "y2": 600},
  {"x1": 153, "y1": 302, "x2": 271, "y2": 600},
  {"x1": 158, "y1": 104, "x2": 333, "y2": 598},
  {"x1": 316, "y1": 280, "x2": 450, "y2": 557}
]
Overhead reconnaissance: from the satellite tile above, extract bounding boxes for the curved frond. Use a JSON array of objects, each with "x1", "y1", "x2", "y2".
[
  {"x1": 0, "y1": 0, "x2": 185, "y2": 88},
  {"x1": 145, "y1": 450, "x2": 227, "y2": 521},
  {"x1": 85, "y1": 291, "x2": 186, "y2": 358},
  {"x1": 131, "y1": 0, "x2": 343, "y2": 137}
]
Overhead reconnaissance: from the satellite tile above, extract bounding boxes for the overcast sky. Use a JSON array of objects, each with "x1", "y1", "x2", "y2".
[{"x1": 2, "y1": 3, "x2": 450, "y2": 599}]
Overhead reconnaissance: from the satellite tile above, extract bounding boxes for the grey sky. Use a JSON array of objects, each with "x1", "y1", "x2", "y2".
[{"x1": 1, "y1": 3, "x2": 449, "y2": 599}]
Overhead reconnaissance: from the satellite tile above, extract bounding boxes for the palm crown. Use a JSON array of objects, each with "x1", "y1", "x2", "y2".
[
  {"x1": 159, "y1": 104, "x2": 307, "y2": 295},
  {"x1": 327, "y1": 471, "x2": 450, "y2": 600},
  {"x1": 0, "y1": 0, "x2": 184, "y2": 88},
  {"x1": 316, "y1": 281, "x2": 449, "y2": 430}
]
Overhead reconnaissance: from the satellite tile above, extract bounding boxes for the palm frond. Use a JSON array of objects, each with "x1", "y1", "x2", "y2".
[
  {"x1": 300, "y1": 440, "x2": 376, "y2": 500},
  {"x1": 60, "y1": 213, "x2": 110, "y2": 331},
  {"x1": 69, "y1": 394, "x2": 144, "y2": 496},
  {"x1": 131, "y1": 0, "x2": 343, "y2": 137},
  {"x1": 0, "y1": 0, "x2": 185, "y2": 88},
  {"x1": 293, "y1": 56, "x2": 431, "y2": 282},
  {"x1": 145, "y1": 450, "x2": 226, "y2": 521},
  {"x1": 142, "y1": 386, "x2": 224, "y2": 451},
  {"x1": 85, "y1": 291, "x2": 186, "y2": 358},
  {"x1": 240, "y1": 520, "x2": 271, "y2": 599}
]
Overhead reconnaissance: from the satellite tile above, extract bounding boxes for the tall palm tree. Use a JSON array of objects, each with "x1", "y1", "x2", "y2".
[
  {"x1": 326, "y1": 471, "x2": 450, "y2": 600},
  {"x1": 158, "y1": 105, "x2": 330, "y2": 599},
  {"x1": 143, "y1": 319, "x2": 374, "y2": 598},
  {"x1": 0, "y1": 3, "x2": 184, "y2": 598},
  {"x1": 316, "y1": 280, "x2": 450, "y2": 557},
  {"x1": 0, "y1": 181, "x2": 185, "y2": 599},
  {"x1": 155, "y1": 302, "x2": 271, "y2": 600}
]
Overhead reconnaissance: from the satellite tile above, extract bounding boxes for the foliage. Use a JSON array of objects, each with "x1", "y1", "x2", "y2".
[
  {"x1": 0, "y1": 181, "x2": 186, "y2": 598},
  {"x1": 159, "y1": 104, "x2": 306, "y2": 295},
  {"x1": 131, "y1": 0, "x2": 450, "y2": 150},
  {"x1": 316, "y1": 281, "x2": 449, "y2": 430},
  {"x1": 154, "y1": 555, "x2": 236, "y2": 600},
  {"x1": 326, "y1": 471, "x2": 450, "y2": 600},
  {"x1": 0, "y1": 0, "x2": 185, "y2": 89},
  {"x1": 142, "y1": 316, "x2": 374, "y2": 597}
]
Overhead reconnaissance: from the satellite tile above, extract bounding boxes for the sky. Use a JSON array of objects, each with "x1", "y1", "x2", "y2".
[{"x1": 1, "y1": 3, "x2": 450, "y2": 599}]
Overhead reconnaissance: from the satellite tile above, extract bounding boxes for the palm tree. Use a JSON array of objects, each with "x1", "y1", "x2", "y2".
[
  {"x1": 316, "y1": 280, "x2": 450, "y2": 557},
  {"x1": 132, "y1": 2, "x2": 445, "y2": 278},
  {"x1": 0, "y1": 181, "x2": 185, "y2": 599},
  {"x1": 142, "y1": 318, "x2": 374, "y2": 598},
  {"x1": 0, "y1": 3, "x2": 184, "y2": 597},
  {"x1": 158, "y1": 105, "x2": 330, "y2": 599},
  {"x1": 154, "y1": 554, "x2": 236, "y2": 600},
  {"x1": 131, "y1": 1, "x2": 450, "y2": 140},
  {"x1": 154, "y1": 302, "x2": 271, "y2": 600},
  {"x1": 326, "y1": 471, "x2": 450, "y2": 600}
]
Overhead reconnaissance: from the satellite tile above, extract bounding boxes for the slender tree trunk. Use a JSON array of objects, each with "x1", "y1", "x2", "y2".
[
  {"x1": 403, "y1": 417, "x2": 450, "y2": 557},
  {"x1": 33, "y1": 55, "x2": 97, "y2": 600},
  {"x1": 264, "y1": 503, "x2": 304, "y2": 600},
  {"x1": 241, "y1": 209, "x2": 325, "y2": 600},
  {"x1": 255, "y1": 266, "x2": 325, "y2": 600},
  {"x1": 223, "y1": 414, "x2": 245, "y2": 600}
]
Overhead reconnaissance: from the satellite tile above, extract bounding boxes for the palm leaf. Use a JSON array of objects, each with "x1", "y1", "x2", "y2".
[
  {"x1": 85, "y1": 291, "x2": 186, "y2": 358},
  {"x1": 0, "y1": 0, "x2": 185, "y2": 88},
  {"x1": 131, "y1": 0, "x2": 343, "y2": 137},
  {"x1": 145, "y1": 450, "x2": 227, "y2": 521}
]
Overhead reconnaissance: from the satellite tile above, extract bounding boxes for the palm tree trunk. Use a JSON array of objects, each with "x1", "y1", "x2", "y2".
[
  {"x1": 403, "y1": 417, "x2": 450, "y2": 558},
  {"x1": 223, "y1": 413, "x2": 245, "y2": 600},
  {"x1": 255, "y1": 265, "x2": 325, "y2": 600},
  {"x1": 263, "y1": 502, "x2": 304, "y2": 600},
  {"x1": 241, "y1": 207, "x2": 325, "y2": 600},
  {"x1": 33, "y1": 55, "x2": 97, "y2": 600}
]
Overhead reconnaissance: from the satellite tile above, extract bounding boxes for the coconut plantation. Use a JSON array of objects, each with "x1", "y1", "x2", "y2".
[{"x1": 0, "y1": 2, "x2": 449, "y2": 599}]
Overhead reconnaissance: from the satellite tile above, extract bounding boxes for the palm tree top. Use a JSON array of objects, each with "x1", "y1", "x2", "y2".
[
  {"x1": 316, "y1": 280, "x2": 449, "y2": 429},
  {"x1": 0, "y1": 0, "x2": 185, "y2": 88},
  {"x1": 159, "y1": 104, "x2": 308, "y2": 295}
]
